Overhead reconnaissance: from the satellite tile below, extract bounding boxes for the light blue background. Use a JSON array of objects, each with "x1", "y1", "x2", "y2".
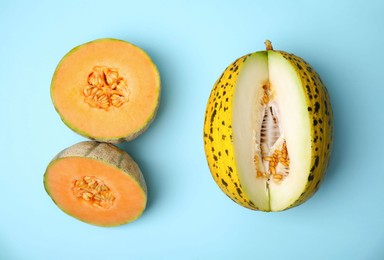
[{"x1": 1, "y1": 0, "x2": 383, "y2": 259}]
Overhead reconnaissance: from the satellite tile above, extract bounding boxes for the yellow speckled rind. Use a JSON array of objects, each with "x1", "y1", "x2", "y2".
[{"x1": 203, "y1": 53, "x2": 260, "y2": 210}]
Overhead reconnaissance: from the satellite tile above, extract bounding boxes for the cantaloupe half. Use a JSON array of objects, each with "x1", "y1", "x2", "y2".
[
  {"x1": 51, "y1": 38, "x2": 160, "y2": 143},
  {"x1": 44, "y1": 141, "x2": 147, "y2": 227}
]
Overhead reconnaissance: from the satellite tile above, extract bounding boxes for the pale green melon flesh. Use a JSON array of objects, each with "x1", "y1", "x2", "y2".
[
  {"x1": 267, "y1": 51, "x2": 311, "y2": 211},
  {"x1": 232, "y1": 52, "x2": 270, "y2": 211}
]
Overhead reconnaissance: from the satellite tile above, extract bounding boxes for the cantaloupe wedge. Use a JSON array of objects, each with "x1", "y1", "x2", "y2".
[
  {"x1": 51, "y1": 38, "x2": 160, "y2": 143},
  {"x1": 44, "y1": 141, "x2": 147, "y2": 227}
]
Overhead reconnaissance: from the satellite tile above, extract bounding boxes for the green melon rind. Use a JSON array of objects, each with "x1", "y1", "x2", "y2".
[
  {"x1": 50, "y1": 38, "x2": 161, "y2": 144},
  {"x1": 44, "y1": 141, "x2": 147, "y2": 227}
]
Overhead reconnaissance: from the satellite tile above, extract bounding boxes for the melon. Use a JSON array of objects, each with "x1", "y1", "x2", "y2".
[
  {"x1": 51, "y1": 38, "x2": 160, "y2": 143},
  {"x1": 44, "y1": 141, "x2": 147, "y2": 226},
  {"x1": 203, "y1": 40, "x2": 333, "y2": 212}
]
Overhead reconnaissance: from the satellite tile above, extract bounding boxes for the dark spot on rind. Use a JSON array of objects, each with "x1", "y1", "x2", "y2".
[
  {"x1": 310, "y1": 156, "x2": 320, "y2": 173},
  {"x1": 221, "y1": 179, "x2": 228, "y2": 187},
  {"x1": 236, "y1": 188, "x2": 243, "y2": 198},
  {"x1": 210, "y1": 109, "x2": 217, "y2": 123},
  {"x1": 297, "y1": 63, "x2": 303, "y2": 70},
  {"x1": 308, "y1": 174, "x2": 314, "y2": 182},
  {"x1": 306, "y1": 85, "x2": 311, "y2": 94}
]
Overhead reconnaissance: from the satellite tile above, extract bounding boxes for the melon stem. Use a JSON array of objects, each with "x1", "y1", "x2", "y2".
[{"x1": 265, "y1": 40, "x2": 273, "y2": 51}]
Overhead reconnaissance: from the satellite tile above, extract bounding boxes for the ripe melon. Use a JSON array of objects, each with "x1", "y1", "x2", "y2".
[
  {"x1": 203, "y1": 40, "x2": 333, "y2": 212},
  {"x1": 44, "y1": 141, "x2": 147, "y2": 227},
  {"x1": 51, "y1": 38, "x2": 161, "y2": 143}
]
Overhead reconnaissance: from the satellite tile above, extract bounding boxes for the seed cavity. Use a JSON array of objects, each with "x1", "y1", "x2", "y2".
[
  {"x1": 83, "y1": 66, "x2": 130, "y2": 110},
  {"x1": 255, "y1": 82, "x2": 290, "y2": 183},
  {"x1": 72, "y1": 176, "x2": 115, "y2": 209}
]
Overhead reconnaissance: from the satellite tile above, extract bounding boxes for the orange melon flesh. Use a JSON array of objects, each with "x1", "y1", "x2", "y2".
[
  {"x1": 45, "y1": 157, "x2": 146, "y2": 227},
  {"x1": 51, "y1": 38, "x2": 160, "y2": 142}
]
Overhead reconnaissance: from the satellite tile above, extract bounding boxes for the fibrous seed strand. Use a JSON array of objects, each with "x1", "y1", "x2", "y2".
[{"x1": 255, "y1": 83, "x2": 290, "y2": 183}]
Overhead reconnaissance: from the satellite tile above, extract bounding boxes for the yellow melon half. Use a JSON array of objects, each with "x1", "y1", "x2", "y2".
[{"x1": 51, "y1": 38, "x2": 160, "y2": 143}]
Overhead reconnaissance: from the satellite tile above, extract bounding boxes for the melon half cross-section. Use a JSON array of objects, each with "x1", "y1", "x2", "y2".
[
  {"x1": 51, "y1": 38, "x2": 161, "y2": 143},
  {"x1": 44, "y1": 141, "x2": 147, "y2": 227},
  {"x1": 203, "y1": 41, "x2": 333, "y2": 212}
]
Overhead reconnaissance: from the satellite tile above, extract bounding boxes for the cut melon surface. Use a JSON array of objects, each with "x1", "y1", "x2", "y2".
[
  {"x1": 44, "y1": 141, "x2": 147, "y2": 226},
  {"x1": 51, "y1": 38, "x2": 161, "y2": 143},
  {"x1": 232, "y1": 52, "x2": 270, "y2": 211},
  {"x1": 267, "y1": 51, "x2": 312, "y2": 211},
  {"x1": 203, "y1": 41, "x2": 333, "y2": 211}
]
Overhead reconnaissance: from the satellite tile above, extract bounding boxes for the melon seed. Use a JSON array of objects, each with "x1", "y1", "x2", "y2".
[
  {"x1": 83, "y1": 66, "x2": 130, "y2": 110},
  {"x1": 72, "y1": 176, "x2": 115, "y2": 209}
]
